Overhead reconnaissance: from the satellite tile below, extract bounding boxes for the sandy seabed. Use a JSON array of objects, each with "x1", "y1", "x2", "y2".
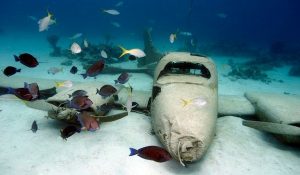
[{"x1": 0, "y1": 34, "x2": 300, "y2": 175}]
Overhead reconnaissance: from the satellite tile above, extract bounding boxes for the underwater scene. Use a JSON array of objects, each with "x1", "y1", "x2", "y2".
[{"x1": 0, "y1": 0, "x2": 300, "y2": 174}]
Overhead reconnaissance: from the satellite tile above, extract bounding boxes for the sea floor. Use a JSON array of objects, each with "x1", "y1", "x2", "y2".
[{"x1": 0, "y1": 34, "x2": 300, "y2": 175}]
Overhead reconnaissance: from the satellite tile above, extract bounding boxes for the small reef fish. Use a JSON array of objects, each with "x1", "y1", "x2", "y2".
[
  {"x1": 96, "y1": 84, "x2": 117, "y2": 98},
  {"x1": 55, "y1": 80, "x2": 73, "y2": 88},
  {"x1": 110, "y1": 21, "x2": 121, "y2": 28},
  {"x1": 14, "y1": 53, "x2": 39, "y2": 68},
  {"x1": 114, "y1": 72, "x2": 130, "y2": 84},
  {"x1": 103, "y1": 9, "x2": 120, "y2": 15},
  {"x1": 181, "y1": 97, "x2": 207, "y2": 107},
  {"x1": 179, "y1": 31, "x2": 192, "y2": 36},
  {"x1": 3, "y1": 66, "x2": 21, "y2": 77},
  {"x1": 70, "y1": 66, "x2": 78, "y2": 74},
  {"x1": 30, "y1": 120, "x2": 38, "y2": 133},
  {"x1": 60, "y1": 125, "x2": 81, "y2": 140},
  {"x1": 67, "y1": 95, "x2": 93, "y2": 110},
  {"x1": 122, "y1": 86, "x2": 136, "y2": 113},
  {"x1": 68, "y1": 90, "x2": 88, "y2": 98},
  {"x1": 77, "y1": 111, "x2": 99, "y2": 131},
  {"x1": 47, "y1": 67, "x2": 63, "y2": 75},
  {"x1": 83, "y1": 39, "x2": 89, "y2": 48},
  {"x1": 119, "y1": 46, "x2": 146, "y2": 58},
  {"x1": 129, "y1": 146, "x2": 172, "y2": 162},
  {"x1": 24, "y1": 82, "x2": 39, "y2": 100},
  {"x1": 169, "y1": 33, "x2": 176, "y2": 43},
  {"x1": 70, "y1": 42, "x2": 82, "y2": 54},
  {"x1": 38, "y1": 11, "x2": 56, "y2": 32},
  {"x1": 115, "y1": 1, "x2": 124, "y2": 7},
  {"x1": 69, "y1": 33, "x2": 82, "y2": 40},
  {"x1": 81, "y1": 60, "x2": 105, "y2": 79},
  {"x1": 101, "y1": 50, "x2": 108, "y2": 58}
]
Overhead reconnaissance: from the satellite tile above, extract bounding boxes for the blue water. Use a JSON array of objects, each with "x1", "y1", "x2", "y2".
[{"x1": 1, "y1": 0, "x2": 300, "y2": 44}]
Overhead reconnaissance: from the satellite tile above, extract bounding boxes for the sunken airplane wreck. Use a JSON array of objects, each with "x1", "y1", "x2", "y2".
[{"x1": 21, "y1": 52, "x2": 300, "y2": 167}]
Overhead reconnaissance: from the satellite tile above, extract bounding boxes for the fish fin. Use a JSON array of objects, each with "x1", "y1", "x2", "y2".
[
  {"x1": 24, "y1": 82, "x2": 28, "y2": 88},
  {"x1": 14, "y1": 55, "x2": 20, "y2": 62},
  {"x1": 181, "y1": 99, "x2": 191, "y2": 107},
  {"x1": 51, "y1": 18, "x2": 57, "y2": 24},
  {"x1": 118, "y1": 46, "x2": 128, "y2": 58},
  {"x1": 81, "y1": 74, "x2": 87, "y2": 79},
  {"x1": 129, "y1": 148, "x2": 138, "y2": 156}
]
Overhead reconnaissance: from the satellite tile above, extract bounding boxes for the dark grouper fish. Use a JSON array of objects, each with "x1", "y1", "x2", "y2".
[
  {"x1": 81, "y1": 60, "x2": 105, "y2": 79},
  {"x1": 14, "y1": 53, "x2": 39, "y2": 68},
  {"x1": 129, "y1": 146, "x2": 172, "y2": 162}
]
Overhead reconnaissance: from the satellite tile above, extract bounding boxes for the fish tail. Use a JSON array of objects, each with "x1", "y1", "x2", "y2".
[
  {"x1": 181, "y1": 99, "x2": 191, "y2": 107},
  {"x1": 7, "y1": 87, "x2": 15, "y2": 94},
  {"x1": 129, "y1": 148, "x2": 138, "y2": 156},
  {"x1": 114, "y1": 80, "x2": 118, "y2": 84},
  {"x1": 96, "y1": 88, "x2": 100, "y2": 95},
  {"x1": 118, "y1": 46, "x2": 128, "y2": 58},
  {"x1": 14, "y1": 55, "x2": 20, "y2": 62},
  {"x1": 81, "y1": 73, "x2": 87, "y2": 79},
  {"x1": 17, "y1": 68, "x2": 21, "y2": 72},
  {"x1": 55, "y1": 82, "x2": 61, "y2": 87},
  {"x1": 47, "y1": 9, "x2": 53, "y2": 17}
]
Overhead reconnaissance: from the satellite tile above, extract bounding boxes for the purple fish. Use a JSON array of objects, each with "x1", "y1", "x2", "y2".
[
  {"x1": 67, "y1": 95, "x2": 93, "y2": 110},
  {"x1": 81, "y1": 60, "x2": 105, "y2": 79},
  {"x1": 76, "y1": 111, "x2": 99, "y2": 131},
  {"x1": 129, "y1": 146, "x2": 172, "y2": 162},
  {"x1": 96, "y1": 85, "x2": 117, "y2": 98},
  {"x1": 114, "y1": 72, "x2": 130, "y2": 84}
]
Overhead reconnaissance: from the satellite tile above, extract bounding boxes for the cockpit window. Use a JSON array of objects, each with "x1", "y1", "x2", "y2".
[{"x1": 158, "y1": 61, "x2": 211, "y2": 79}]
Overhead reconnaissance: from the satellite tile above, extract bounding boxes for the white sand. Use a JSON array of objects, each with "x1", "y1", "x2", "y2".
[
  {"x1": 1, "y1": 35, "x2": 300, "y2": 174},
  {"x1": 1, "y1": 99, "x2": 299, "y2": 175}
]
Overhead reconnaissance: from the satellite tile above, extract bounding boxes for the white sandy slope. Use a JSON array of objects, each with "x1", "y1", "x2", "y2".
[
  {"x1": 0, "y1": 98, "x2": 299, "y2": 175},
  {"x1": 1, "y1": 33, "x2": 300, "y2": 175}
]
